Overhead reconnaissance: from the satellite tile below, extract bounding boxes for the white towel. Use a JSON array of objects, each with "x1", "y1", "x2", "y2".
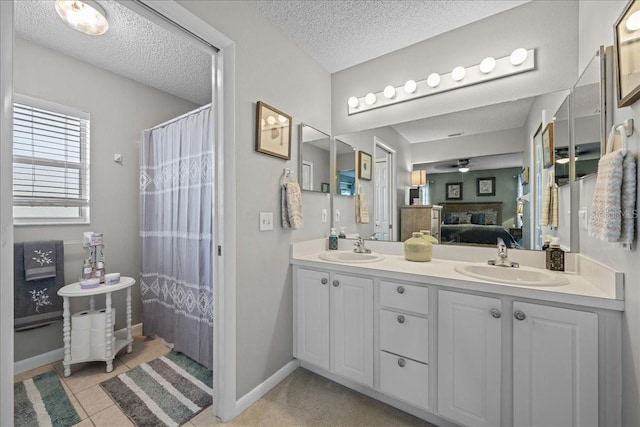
[
  {"x1": 540, "y1": 174, "x2": 552, "y2": 227},
  {"x1": 588, "y1": 149, "x2": 626, "y2": 242},
  {"x1": 284, "y1": 182, "x2": 303, "y2": 230},
  {"x1": 281, "y1": 185, "x2": 291, "y2": 228},
  {"x1": 355, "y1": 191, "x2": 369, "y2": 224},
  {"x1": 620, "y1": 154, "x2": 637, "y2": 244},
  {"x1": 550, "y1": 184, "x2": 559, "y2": 228}
]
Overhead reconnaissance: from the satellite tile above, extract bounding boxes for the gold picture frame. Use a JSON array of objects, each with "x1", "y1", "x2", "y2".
[
  {"x1": 542, "y1": 122, "x2": 554, "y2": 169},
  {"x1": 255, "y1": 101, "x2": 292, "y2": 160},
  {"x1": 614, "y1": 0, "x2": 640, "y2": 108},
  {"x1": 358, "y1": 151, "x2": 372, "y2": 180}
]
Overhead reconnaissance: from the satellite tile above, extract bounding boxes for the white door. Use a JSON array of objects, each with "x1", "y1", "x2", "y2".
[
  {"x1": 332, "y1": 273, "x2": 373, "y2": 387},
  {"x1": 295, "y1": 268, "x2": 330, "y2": 370},
  {"x1": 438, "y1": 290, "x2": 502, "y2": 427},
  {"x1": 513, "y1": 302, "x2": 598, "y2": 427},
  {"x1": 301, "y1": 161, "x2": 313, "y2": 191},
  {"x1": 375, "y1": 158, "x2": 390, "y2": 240}
]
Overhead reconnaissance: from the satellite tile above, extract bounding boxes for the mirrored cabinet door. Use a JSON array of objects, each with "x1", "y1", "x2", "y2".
[
  {"x1": 335, "y1": 138, "x2": 356, "y2": 197},
  {"x1": 300, "y1": 124, "x2": 331, "y2": 193}
]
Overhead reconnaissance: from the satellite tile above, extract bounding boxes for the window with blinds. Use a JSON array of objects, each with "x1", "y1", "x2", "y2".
[{"x1": 13, "y1": 94, "x2": 90, "y2": 224}]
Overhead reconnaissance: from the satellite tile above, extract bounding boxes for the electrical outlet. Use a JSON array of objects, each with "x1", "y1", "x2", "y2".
[
  {"x1": 335, "y1": 209, "x2": 341, "y2": 222},
  {"x1": 321, "y1": 209, "x2": 328, "y2": 223},
  {"x1": 259, "y1": 212, "x2": 273, "y2": 231}
]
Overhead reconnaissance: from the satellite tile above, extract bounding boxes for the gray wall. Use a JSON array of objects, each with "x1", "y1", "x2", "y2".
[
  {"x1": 13, "y1": 38, "x2": 198, "y2": 361},
  {"x1": 577, "y1": 2, "x2": 640, "y2": 425},
  {"x1": 177, "y1": 0, "x2": 332, "y2": 398}
]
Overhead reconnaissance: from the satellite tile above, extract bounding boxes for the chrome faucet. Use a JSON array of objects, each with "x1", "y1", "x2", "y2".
[
  {"x1": 488, "y1": 237, "x2": 519, "y2": 267},
  {"x1": 353, "y1": 236, "x2": 371, "y2": 254}
]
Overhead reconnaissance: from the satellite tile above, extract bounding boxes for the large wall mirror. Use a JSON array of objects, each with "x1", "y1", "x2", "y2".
[
  {"x1": 335, "y1": 138, "x2": 356, "y2": 196},
  {"x1": 572, "y1": 45, "x2": 613, "y2": 180},
  {"x1": 299, "y1": 123, "x2": 331, "y2": 193}
]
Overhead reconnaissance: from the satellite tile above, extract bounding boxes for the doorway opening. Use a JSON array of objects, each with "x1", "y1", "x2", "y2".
[{"x1": 374, "y1": 138, "x2": 396, "y2": 241}]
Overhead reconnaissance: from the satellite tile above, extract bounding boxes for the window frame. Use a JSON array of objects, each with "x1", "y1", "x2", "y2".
[{"x1": 12, "y1": 94, "x2": 90, "y2": 225}]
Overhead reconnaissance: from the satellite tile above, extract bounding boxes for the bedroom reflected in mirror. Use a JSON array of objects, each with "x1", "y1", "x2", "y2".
[
  {"x1": 335, "y1": 138, "x2": 356, "y2": 196},
  {"x1": 299, "y1": 123, "x2": 331, "y2": 192}
]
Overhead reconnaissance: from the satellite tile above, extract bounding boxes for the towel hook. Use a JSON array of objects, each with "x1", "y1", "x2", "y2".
[{"x1": 614, "y1": 118, "x2": 634, "y2": 138}]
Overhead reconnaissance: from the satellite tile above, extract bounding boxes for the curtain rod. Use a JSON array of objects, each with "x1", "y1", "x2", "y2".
[{"x1": 147, "y1": 103, "x2": 212, "y2": 131}]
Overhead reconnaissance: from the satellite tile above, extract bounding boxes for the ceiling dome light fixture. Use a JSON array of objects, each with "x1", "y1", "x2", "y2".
[
  {"x1": 479, "y1": 57, "x2": 496, "y2": 74},
  {"x1": 451, "y1": 66, "x2": 466, "y2": 81},
  {"x1": 426, "y1": 73, "x2": 441, "y2": 88},
  {"x1": 365, "y1": 92, "x2": 377, "y2": 105},
  {"x1": 626, "y1": 10, "x2": 640, "y2": 31},
  {"x1": 348, "y1": 96, "x2": 359, "y2": 108},
  {"x1": 383, "y1": 85, "x2": 396, "y2": 99},
  {"x1": 55, "y1": 0, "x2": 109, "y2": 36},
  {"x1": 457, "y1": 159, "x2": 470, "y2": 173},
  {"x1": 510, "y1": 48, "x2": 528, "y2": 66},
  {"x1": 404, "y1": 80, "x2": 417, "y2": 94}
]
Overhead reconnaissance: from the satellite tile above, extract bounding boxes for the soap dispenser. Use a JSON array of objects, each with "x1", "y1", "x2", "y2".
[
  {"x1": 338, "y1": 227, "x2": 346, "y2": 239},
  {"x1": 546, "y1": 237, "x2": 564, "y2": 271},
  {"x1": 328, "y1": 228, "x2": 338, "y2": 250}
]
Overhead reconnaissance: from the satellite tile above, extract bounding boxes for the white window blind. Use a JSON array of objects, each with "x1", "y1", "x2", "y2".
[{"x1": 13, "y1": 94, "x2": 90, "y2": 224}]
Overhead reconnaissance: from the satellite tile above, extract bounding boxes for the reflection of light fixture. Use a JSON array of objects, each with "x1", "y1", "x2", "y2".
[
  {"x1": 411, "y1": 170, "x2": 427, "y2": 186},
  {"x1": 383, "y1": 85, "x2": 396, "y2": 99},
  {"x1": 427, "y1": 73, "x2": 440, "y2": 88},
  {"x1": 55, "y1": 0, "x2": 109, "y2": 35},
  {"x1": 458, "y1": 167, "x2": 469, "y2": 173},
  {"x1": 404, "y1": 80, "x2": 417, "y2": 94},
  {"x1": 479, "y1": 57, "x2": 496, "y2": 73},
  {"x1": 556, "y1": 157, "x2": 570, "y2": 164},
  {"x1": 365, "y1": 92, "x2": 376, "y2": 105},
  {"x1": 627, "y1": 10, "x2": 640, "y2": 31},
  {"x1": 510, "y1": 47, "x2": 528, "y2": 65},
  {"x1": 348, "y1": 96, "x2": 359, "y2": 108},
  {"x1": 267, "y1": 115, "x2": 276, "y2": 125},
  {"x1": 457, "y1": 159, "x2": 470, "y2": 173},
  {"x1": 277, "y1": 114, "x2": 287, "y2": 123},
  {"x1": 451, "y1": 66, "x2": 466, "y2": 81}
]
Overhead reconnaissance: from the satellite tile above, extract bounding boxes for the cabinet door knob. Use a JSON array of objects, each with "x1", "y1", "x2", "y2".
[
  {"x1": 514, "y1": 310, "x2": 526, "y2": 321},
  {"x1": 321, "y1": 278, "x2": 328, "y2": 285},
  {"x1": 398, "y1": 358, "x2": 406, "y2": 368},
  {"x1": 332, "y1": 280, "x2": 340, "y2": 287},
  {"x1": 490, "y1": 308, "x2": 502, "y2": 319},
  {"x1": 396, "y1": 286, "x2": 405, "y2": 294},
  {"x1": 397, "y1": 315, "x2": 405, "y2": 324}
]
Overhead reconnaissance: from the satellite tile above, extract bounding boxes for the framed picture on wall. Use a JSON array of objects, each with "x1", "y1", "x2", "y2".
[
  {"x1": 358, "y1": 151, "x2": 372, "y2": 180},
  {"x1": 255, "y1": 101, "x2": 292, "y2": 160},
  {"x1": 614, "y1": 0, "x2": 640, "y2": 107},
  {"x1": 446, "y1": 182, "x2": 463, "y2": 200},
  {"x1": 542, "y1": 122, "x2": 554, "y2": 169},
  {"x1": 521, "y1": 166, "x2": 530, "y2": 185},
  {"x1": 321, "y1": 182, "x2": 329, "y2": 193},
  {"x1": 476, "y1": 177, "x2": 496, "y2": 196}
]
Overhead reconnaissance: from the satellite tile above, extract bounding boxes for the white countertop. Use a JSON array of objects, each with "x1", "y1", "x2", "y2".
[{"x1": 291, "y1": 241, "x2": 624, "y2": 311}]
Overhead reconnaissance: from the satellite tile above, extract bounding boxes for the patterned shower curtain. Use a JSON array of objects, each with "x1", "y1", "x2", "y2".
[{"x1": 140, "y1": 107, "x2": 213, "y2": 369}]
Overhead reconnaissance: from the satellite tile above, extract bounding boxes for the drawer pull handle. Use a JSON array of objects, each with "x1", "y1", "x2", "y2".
[
  {"x1": 396, "y1": 286, "x2": 405, "y2": 294},
  {"x1": 397, "y1": 315, "x2": 405, "y2": 324},
  {"x1": 321, "y1": 278, "x2": 328, "y2": 285},
  {"x1": 398, "y1": 358, "x2": 406, "y2": 368},
  {"x1": 514, "y1": 310, "x2": 526, "y2": 321},
  {"x1": 332, "y1": 280, "x2": 340, "y2": 287},
  {"x1": 490, "y1": 308, "x2": 502, "y2": 319}
]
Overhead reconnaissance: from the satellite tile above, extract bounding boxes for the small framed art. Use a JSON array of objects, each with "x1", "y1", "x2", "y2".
[
  {"x1": 446, "y1": 182, "x2": 463, "y2": 200},
  {"x1": 358, "y1": 151, "x2": 372, "y2": 180},
  {"x1": 255, "y1": 101, "x2": 292, "y2": 160}
]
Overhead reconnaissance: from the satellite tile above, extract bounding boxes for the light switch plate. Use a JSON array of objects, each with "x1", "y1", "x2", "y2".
[
  {"x1": 259, "y1": 212, "x2": 273, "y2": 231},
  {"x1": 321, "y1": 209, "x2": 328, "y2": 223},
  {"x1": 335, "y1": 209, "x2": 341, "y2": 222}
]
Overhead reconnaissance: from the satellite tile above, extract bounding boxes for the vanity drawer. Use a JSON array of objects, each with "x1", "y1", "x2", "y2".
[
  {"x1": 380, "y1": 281, "x2": 429, "y2": 315},
  {"x1": 380, "y1": 351, "x2": 428, "y2": 410},
  {"x1": 380, "y1": 309, "x2": 428, "y2": 363}
]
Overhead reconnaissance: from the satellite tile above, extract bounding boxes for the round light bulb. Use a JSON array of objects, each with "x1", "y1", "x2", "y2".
[
  {"x1": 479, "y1": 57, "x2": 496, "y2": 74},
  {"x1": 383, "y1": 85, "x2": 396, "y2": 99},
  {"x1": 365, "y1": 93, "x2": 377, "y2": 105},
  {"x1": 426, "y1": 73, "x2": 441, "y2": 88},
  {"x1": 266, "y1": 115, "x2": 276, "y2": 125},
  {"x1": 451, "y1": 66, "x2": 466, "y2": 81},
  {"x1": 348, "y1": 96, "x2": 359, "y2": 108},
  {"x1": 404, "y1": 80, "x2": 417, "y2": 94},
  {"x1": 510, "y1": 48, "x2": 528, "y2": 66},
  {"x1": 626, "y1": 10, "x2": 640, "y2": 31}
]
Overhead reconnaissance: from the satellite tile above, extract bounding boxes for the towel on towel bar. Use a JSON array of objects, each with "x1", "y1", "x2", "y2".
[
  {"x1": 356, "y1": 191, "x2": 369, "y2": 224},
  {"x1": 281, "y1": 182, "x2": 303, "y2": 230},
  {"x1": 14, "y1": 241, "x2": 65, "y2": 330},
  {"x1": 23, "y1": 241, "x2": 57, "y2": 281}
]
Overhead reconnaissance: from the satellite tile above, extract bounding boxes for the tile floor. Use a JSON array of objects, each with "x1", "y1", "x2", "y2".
[{"x1": 15, "y1": 332, "x2": 434, "y2": 427}]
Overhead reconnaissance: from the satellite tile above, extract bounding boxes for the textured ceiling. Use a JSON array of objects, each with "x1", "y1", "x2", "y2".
[
  {"x1": 247, "y1": 0, "x2": 530, "y2": 73},
  {"x1": 15, "y1": 0, "x2": 212, "y2": 105}
]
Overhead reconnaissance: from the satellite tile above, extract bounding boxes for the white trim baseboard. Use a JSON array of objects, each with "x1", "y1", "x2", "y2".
[
  {"x1": 234, "y1": 359, "x2": 300, "y2": 416},
  {"x1": 13, "y1": 322, "x2": 144, "y2": 375}
]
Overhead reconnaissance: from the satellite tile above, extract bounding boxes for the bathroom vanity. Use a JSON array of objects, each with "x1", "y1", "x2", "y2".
[{"x1": 291, "y1": 240, "x2": 623, "y2": 427}]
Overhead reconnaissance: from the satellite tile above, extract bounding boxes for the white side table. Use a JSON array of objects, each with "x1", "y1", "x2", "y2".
[{"x1": 57, "y1": 277, "x2": 135, "y2": 377}]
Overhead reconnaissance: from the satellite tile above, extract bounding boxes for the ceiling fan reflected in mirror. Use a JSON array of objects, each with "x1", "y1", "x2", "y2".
[{"x1": 434, "y1": 159, "x2": 472, "y2": 173}]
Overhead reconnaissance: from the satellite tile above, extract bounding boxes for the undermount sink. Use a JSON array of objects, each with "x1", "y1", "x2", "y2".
[
  {"x1": 319, "y1": 251, "x2": 385, "y2": 263},
  {"x1": 454, "y1": 264, "x2": 569, "y2": 287}
]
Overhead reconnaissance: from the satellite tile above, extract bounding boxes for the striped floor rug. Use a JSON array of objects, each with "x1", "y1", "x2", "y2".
[
  {"x1": 14, "y1": 371, "x2": 81, "y2": 427},
  {"x1": 100, "y1": 351, "x2": 213, "y2": 427}
]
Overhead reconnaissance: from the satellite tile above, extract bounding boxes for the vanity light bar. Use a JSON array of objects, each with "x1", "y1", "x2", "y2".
[{"x1": 347, "y1": 48, "x2": 535, "y2": 115}]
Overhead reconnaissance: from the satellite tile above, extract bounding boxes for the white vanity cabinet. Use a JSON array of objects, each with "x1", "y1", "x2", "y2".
[
  {"x1": 512, "y1": 302, "x2": 598, "y2": 427},
  {"x1": 437, "y1": 290, "x2": 502, "y2": 427},
  {"x1": 294, "y1": 267, "x2": 374, "y2": 387}
]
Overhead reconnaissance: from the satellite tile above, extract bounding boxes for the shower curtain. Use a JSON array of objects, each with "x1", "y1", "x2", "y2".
[{"x1": 140, "y1": 107, "x2": 213, "y2": 369}]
